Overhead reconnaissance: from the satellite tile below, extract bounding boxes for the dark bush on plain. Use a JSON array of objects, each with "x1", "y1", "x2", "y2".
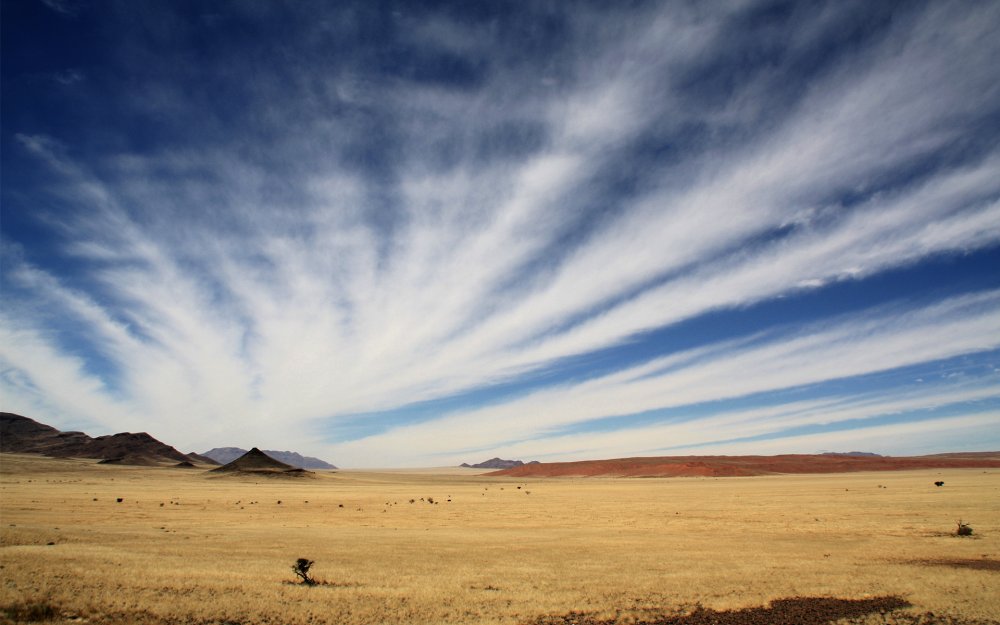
[
  {"x1": 292, "y1": 558, "x2": 315, "y2": 585},
  {"x1": 2, "y1": 599, "x2": 58, "y2": 621}
]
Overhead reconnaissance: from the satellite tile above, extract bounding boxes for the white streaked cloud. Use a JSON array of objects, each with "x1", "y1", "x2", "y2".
[
  {"x1": 0, "y1": 320, "x2": 140, "y2": 433},
  {"x1": 660, "y1": 412, "x2": 1000, "y2": 459},
  {"x1": 328, "y1": 291, "x2": 1000, "y2": 465},
  {"x1": 460, "y1": 385, "x2": 1000, "y2": 465},
  {"x1": 2, "y1": 1, "x2": 999, "y2": 463}
]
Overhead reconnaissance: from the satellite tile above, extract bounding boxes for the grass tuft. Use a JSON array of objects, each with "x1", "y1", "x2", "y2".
[{"x1": 2, "y1": 599, "x2": 59, "y2": 622}]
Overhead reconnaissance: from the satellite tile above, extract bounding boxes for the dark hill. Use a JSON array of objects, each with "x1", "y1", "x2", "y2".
[
  {"x1": 209, "y1": 447, "x2": 314, "y2": 478},
  {"x1": 202, "y1": 447, "x2": 336, "y2": 469},
  {"x1": 1, "y1": 412, "x2": 61, "y2": 445},
  {"x1": 1, "y1": 413, "x2": 89, "y2": 454},
  {"x1": 98, "y1": 454, "x2": 164, "y2": 466},
  {"x1": 85, "y1": 432, "x2": 189, "y2": 463},
  {"x1": 0, "y1": 412, "x2": 211, "y2": 466}
]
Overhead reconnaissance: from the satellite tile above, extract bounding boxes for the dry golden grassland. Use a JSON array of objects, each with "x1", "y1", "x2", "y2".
[{"x1": 1, "y1": 453, "x2": 998, "y2": 624}]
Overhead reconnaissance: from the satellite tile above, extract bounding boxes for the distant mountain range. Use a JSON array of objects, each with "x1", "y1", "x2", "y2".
[
  {"x1": 202, "y1": 447, "x2": 336, "y2": 469},
  {"x1": 821, "y1": 451, "x2": 883, "y2": 457},
  {"x1": 0, "y1": 412, "x2": 337, "y2": 470},
  {"x1": 0, "y1": 412, "x2": 214, "y2": 466},
  {"x1": 460, "y1": 457, "x2": 539, "y2": 469}
]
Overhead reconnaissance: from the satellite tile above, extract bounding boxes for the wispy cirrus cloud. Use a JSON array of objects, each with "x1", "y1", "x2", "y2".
[
  {"x1": 39, "y1": 0, "x2": 81, "y2": 17},
  {"x1": 2, "y1": 1, "x2": 999, "y2": 464},
  {"x1": 328, "y1": 290, "x2": 1000, "y2": 465}
]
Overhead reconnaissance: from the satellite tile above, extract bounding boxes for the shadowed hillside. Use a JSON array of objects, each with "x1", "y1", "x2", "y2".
[
  {"x1": 208, "y1": 447, "x2": 315, "y2": 478},
  {"x1": 202, "y1": 446, "x2": 336, "y2": 469},
  {"x1": 0, "y1": 413, "x2": 213, "y2": 466}
]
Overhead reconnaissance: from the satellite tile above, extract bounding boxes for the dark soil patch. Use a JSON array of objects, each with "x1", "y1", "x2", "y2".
[
  {"x1": 916, "y1": 558, "x2": 1000, "y2": 572},
  {"x1": 530, "y1": 596, "x2": 915, "y2": 625},
  {"x1": 1, "y1": 599, "x2": 59, "y2": 622},
  {"x1": 281, "y1": 580, "x2": 360, "y2": 588}
]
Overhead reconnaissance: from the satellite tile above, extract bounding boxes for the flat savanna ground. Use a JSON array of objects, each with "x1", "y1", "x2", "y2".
[{"x1": 1, "y1": 454, "x2": 997, "y2": 625}]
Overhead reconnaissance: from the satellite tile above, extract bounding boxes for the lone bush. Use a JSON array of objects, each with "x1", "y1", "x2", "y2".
[
  {"x1": 956, "y1": 520, "x2": 973, "y2": 536},
  {"x1": 2, "y1": 599, "x2": 58, "y2": 621},
  {"x1": 292, "y1": 558, "x2": 315, "y2": 585}
]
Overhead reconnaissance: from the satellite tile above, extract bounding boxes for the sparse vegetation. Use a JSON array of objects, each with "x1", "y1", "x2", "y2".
[
  {"x1": 291, "y1": 558, "x2": 315, "y2": 585},
  {"x1": 1, "y1": 454, "x2": 998, "y2": 625},
  {"x1": 956, "y1": 519, "x2": 973, "y2": 536},
  {"x1": 2, "y1": 599, "x2": 58, "y2": 622}
]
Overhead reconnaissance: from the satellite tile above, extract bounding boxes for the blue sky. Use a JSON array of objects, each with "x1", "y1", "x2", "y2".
[{"x1": 2, "y1": 0, "x2": 999, "y2": 467}]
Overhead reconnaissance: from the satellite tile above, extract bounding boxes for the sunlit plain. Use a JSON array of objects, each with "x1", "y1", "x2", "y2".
[{"x1": 1, "y1": 454, "x2": 998, "y2": 624}]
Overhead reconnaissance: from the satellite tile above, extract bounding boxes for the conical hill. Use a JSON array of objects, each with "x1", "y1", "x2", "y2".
[{"x1": 212, "y1": 447, "x2": 295, "y2": 473}]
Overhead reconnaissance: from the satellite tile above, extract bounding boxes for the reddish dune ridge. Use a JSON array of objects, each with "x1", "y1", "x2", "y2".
[{"x1": 487, "y1": 452, "x2": 1000, "y2": 478}]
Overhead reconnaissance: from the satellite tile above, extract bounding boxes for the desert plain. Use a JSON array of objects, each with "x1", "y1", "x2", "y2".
[{"x1": 1, "y1": 453, "x2": 998, "y2": 625}]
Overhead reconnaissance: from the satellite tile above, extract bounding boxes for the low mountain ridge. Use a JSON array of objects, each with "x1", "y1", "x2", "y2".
[
  {"x1": 202, "y1": 447, "x2": 336, "y2": 469},
  {"x1": 0, "y1": 412, "x2": 212, "y2": 466},
  {"x1": 821, "y1": 451, "x2": 883, "y2": 457},
  {"x1": 460, "y1": 457, "x2": 540, "y2": 469}
]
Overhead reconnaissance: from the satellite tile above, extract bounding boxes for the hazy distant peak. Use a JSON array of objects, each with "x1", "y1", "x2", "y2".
[
  {"x1": 460, "y1": 457, "x2": 538, "y2": 469},
  {"x1": 820, "y1": 451, "x2": 883, "y2": 457},
  {"x1": 202, "y1": 447, "x2": 336, "y2": 469}
]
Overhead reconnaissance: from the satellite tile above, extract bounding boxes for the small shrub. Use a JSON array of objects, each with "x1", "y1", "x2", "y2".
[
  {"x1": 292, "y1": 558, "x2": 315, "y2": 585},
  {"x1": 3, "y1": 599, "x2": 58, "y2": 621},
  {"x1": 956, "y1": 520, "x2": 973, "y2": 536}
]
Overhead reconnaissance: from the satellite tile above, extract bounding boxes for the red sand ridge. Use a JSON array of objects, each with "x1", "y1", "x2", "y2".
[{"x1": 487, "y1": 453, "x2": 1000, "y2": 478}]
